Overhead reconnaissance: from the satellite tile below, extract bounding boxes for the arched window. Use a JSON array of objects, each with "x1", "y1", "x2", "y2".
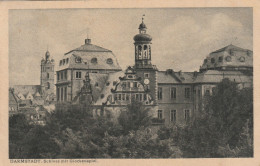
[
  {"x1": 143, "y1": 45, "x2": 148, "y2": 59},
  {"x1": 138, "y1": 45, "x2": 142, "y2": 59},
  {"x1": 135, "y1": 46, "x2": 138, "y2": 59}
]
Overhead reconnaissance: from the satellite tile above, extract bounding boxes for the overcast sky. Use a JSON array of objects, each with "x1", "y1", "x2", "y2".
[{"x1": 9, "y1": 8, "x2": 252, "y2": 86}]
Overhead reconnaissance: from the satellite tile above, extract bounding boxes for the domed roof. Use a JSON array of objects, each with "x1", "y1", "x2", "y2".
[{"x1": 134, "y1": 33, "x2": 152, "y2": 42}]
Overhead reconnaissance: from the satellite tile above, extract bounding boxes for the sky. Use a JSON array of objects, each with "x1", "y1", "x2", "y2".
[{"x1": 9, "y1": 8, "x2": 253, "y2": 86}]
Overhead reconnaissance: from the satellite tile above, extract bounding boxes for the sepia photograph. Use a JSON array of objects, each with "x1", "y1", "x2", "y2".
[{"x1": 8, "y1": 8, "x2": 253, "y2": 159}]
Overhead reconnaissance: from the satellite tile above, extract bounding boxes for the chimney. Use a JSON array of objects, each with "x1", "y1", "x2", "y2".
[{"x1": 85, "y1": 38, "x2": 91, "y2": 44}]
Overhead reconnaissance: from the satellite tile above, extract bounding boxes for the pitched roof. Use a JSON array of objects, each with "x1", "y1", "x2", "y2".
[
  {"x1": 211, "y1": 44, "x2": 250, "y2": 54},
  {"x1": 94, "y1": 71, "x2": 125, "y2": 105},
  {"x1": 58, "y1": 48, "x2": 121, "y2": 71},
  {"x1": 157, "y1": 71, "x2": 194, "y2": 84},
  {"x1": 12, "y1": 85, "x2": 42, "y2": 96},
  {"x1": 65, "y1": 43, "x2": 112, "y2": 55},
  {"x1": 193, "y1": 70, "x2": 252, "y2": 83}
]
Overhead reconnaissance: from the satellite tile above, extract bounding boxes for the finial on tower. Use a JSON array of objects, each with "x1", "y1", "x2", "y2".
[{"x1": 142, "y1": 14, "x2": 145, "y2": 23}]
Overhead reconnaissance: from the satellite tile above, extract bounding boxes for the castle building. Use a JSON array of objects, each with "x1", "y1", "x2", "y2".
[
  {"x1": 55, "y1": 38, "x2": 122, "y2": 105},
  {"x1": 56, "y1": 18, "x2": 253, "y2": 126}
]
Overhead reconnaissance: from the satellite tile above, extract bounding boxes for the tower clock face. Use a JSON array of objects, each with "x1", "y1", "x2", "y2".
[{"x1": 144, "y1": 79, "x2": 150, "y2": 85}]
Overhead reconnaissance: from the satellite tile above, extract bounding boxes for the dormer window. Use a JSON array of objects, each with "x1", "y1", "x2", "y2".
[
  {"x1": 59, "y1": 60, "x2": 62, "y2": 66},
  {"x1": 239, "y1": 56, "x2": 245, "y2": 62},
  {"x1": 66, "y1": 58, "x2": 69, "y2": 64},
  {"x1": 75, "y1": 57, "x2": 82, "y2": 63},
  {"x1": 226, "y1": 56, "x2": 232, "y2": 62},
  {"x1": 106, "y1": 58, "x2": 113, "y2": 64},
  {"x1": 211, "y1": 58, "x2": 215, "y2": 63},
  {"x1": 63, "y1": 59, "x2": 65, "y2": 65},
  {"x1": 91, "y1": 58, "x2": 97, "y2": 64},
  {"x1": 204, "y1": 59, "x2": 207, "y2": 64}
]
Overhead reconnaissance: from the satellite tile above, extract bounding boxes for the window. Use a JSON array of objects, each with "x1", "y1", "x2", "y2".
[
  {"x1": 204, "y1": 59, "x2": 208, "y2": 63},
  {"x1": 158, "y1": 110, "x2": 163, "y2": 119},
  {"x1": 61, "y1": 87, "x2": 63, "y2": 101},
  {"x1": 218, "y1": 56, "x2": 223, "y2": 62},
  {"x1": 143, "y1": 94, "x2": 147, "y2": 101},
  {"x1": 75, "y1": 57, "x2": 82, "y2": 63},
  {"x1": 57, "y1": 88, "x2": 59, "y2": 101},
  {"x1": 212, "y1": 87, "x2": 216, "y2": 95},
  {"x1": 114, "y1": 94, "x2": 117, "y2": 101},
  {"x1": 198, "y1": 89, "x2": 201, "y2": 99},
  {"x1": 122, "y1": 94, "x2": 125, "y2": 101},
  {"x1": 118, "y1": 94, "x2": 121, "y2": 100},
  {"x1": 184, "y1": 110, "x2": 190, "y2": 122},
  {"x1": 64, "y1": 87, "x2": 67, "y2": 101},
  {"x1": 185, "y1": 88, "x2": 190, "y2": 99},
  {"x1": 47, "y1": 82, "x2": 50, "y2": 89},
  {"x1": 57, "y1": 72, "x2": 60, "y2": 80},
  {"x1": 158, "y1": 87, "x2": 162, "y2": 100},
  {"x1": 59, "y1": 60, "x2": 62, "y2": 66},
  {"x1": 64, "y1": 70, "x2": 67, "y2": 80},
  {"x1": 91, "y1": 58, "x2": 97, "y2": 64},
  {"x1": 127, "y1": 82, "x2": 131, "y2": 88},
  {"x1": 128, "y1": 75, "x2": 133, "y2": 79},
  {"x1": 63, "y1": 59, "x2": 66, "y2": 65},
  {"x1": 145, "y1": 85, "x2": 150, "y2": 91},
  {"x1": 211, "y1": 58, "x2": 215, "y2": 63},
  {"x1": 126, "y1": 94, "x2": 129, "y2": 101},
  {"x1": 226, "y1": 56, "x2": 232, "y2": 62},
  {"x1": 136, "y1": 94, "x2": 139, "y2": 100},
  {"x1": 144, "y1": 73, "x2": 149, "y2": 78},
  {"x1": 106, "y1": 58, "x2": 113, "y2": 64},
  {"x1": 61, "y1": 72, "x2": 63, "y2": 80},
  {"x1": 170, "y1": 87, "x2": 176, "y2": 99},
  {"x1": 95, "y1": 83, "x2": 99, "y2": 87},
  {"x1": 133, "y1": 82, "x2": 137, "y2": 88},
  {"x1": 66, "y1": 58, "x2": 69, "y2": 64},
  {"x1": 139, "y1": 94, "x2": 143, "y2": 101},
  {"x1": 47, "y1": 73, "x2": 49, "y2": 79},
  {"x1": 148, "y1": 45, "x2": 151, "y2": 58},
  {"x1": 76, "y1": 71, "x2": 81, "y2": 78},
  {"x1": 170, "y1": 110, "x2": 176, "y2": 122},
  {"x1": 205, "y1": 89, "x2": 210, "y2": 96}
]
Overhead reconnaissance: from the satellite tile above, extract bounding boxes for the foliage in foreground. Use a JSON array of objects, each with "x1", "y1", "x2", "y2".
[{"x1": 9, "y1": 78, "x2": 253, "y2": 158}]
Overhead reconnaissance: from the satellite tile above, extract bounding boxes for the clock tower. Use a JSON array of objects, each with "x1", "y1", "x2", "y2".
[{"x1": 133, "y1": 16, "x2": 158, "y2": 104}]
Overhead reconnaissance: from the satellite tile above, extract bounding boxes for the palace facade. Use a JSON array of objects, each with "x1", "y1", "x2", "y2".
[{"x1": 56, "y1": 19, "x2": 253, "y2": 126}]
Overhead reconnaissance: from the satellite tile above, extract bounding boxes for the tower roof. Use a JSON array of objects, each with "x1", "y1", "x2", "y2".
[{"x1": 134, "y1": 16, "x2": 152, "y2": 43}]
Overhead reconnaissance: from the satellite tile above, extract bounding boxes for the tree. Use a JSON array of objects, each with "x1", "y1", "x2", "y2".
[
  {"x1": 118, "y1": 100, "x2": 152, "y2": 134},
  {"x1": 161, "y1": 78, "x2": 253, "y2": 158}
]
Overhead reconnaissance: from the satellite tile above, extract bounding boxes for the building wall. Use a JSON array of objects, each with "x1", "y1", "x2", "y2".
[
  {"x1": 135, "y1": 69, "x2": 158, "y2": 104},
  {"x1": 157, "y1": 84, "x2": 194, "y2": 125},
  {"x1": 56, "y1": 69, "x2": 121, "y2": 103}
]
